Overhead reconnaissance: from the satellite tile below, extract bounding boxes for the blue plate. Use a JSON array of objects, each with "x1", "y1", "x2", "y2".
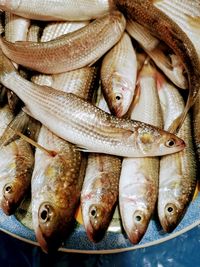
[{"x1": 0, "y1": 192, "x2": 200, "y2": 254}]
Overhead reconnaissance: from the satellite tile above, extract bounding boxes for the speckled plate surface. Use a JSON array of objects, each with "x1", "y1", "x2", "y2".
[{"x1": 0, "y1": 190, "x2": 200, "y2": 254}]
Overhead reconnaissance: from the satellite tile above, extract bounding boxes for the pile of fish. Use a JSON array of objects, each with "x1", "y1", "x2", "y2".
[{"x1": 0, "y1": 0, "x2": 199, "y2": 253}]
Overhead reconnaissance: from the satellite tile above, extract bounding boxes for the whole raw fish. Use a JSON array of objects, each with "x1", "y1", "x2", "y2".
[
  {"x1": 0, "y1": 54, "x2": 186, "y2": 158},
  {"x1": 81, "y1": 93, "x2": 121, "y2": 242},
  {"x1": 119, "y1": 61, "x2": 162, "y2": 244},
  {"x1": 0, "y1": 0, "x2": 114, "y2": 21},
  {"x1": 115, "y1": 0, "x2": 200, "y2": 133},
  {"x1": 157, "y1": 71, "x2": 197, "y2": 232},
  {"x1": 101, "y1": 32, "x2": 137, "y2": 117},
  {"x1": 0, "y1": 111, "x2": 38, "y2": 215},
  {"x1": 0, "y1": 11, "x2": 126, "y2": 74}
]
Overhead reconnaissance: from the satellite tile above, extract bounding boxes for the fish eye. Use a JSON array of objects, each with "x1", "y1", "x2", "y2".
[
  {"x1": 165, "y1": 138, "x2": 175, "y2": 147},
  {"x1": 3, "y1": 184, "x2": 13, "y2": 195},
  {"x1": 165, "y1": 204, "x2": 176, "y2": 215},
  {"x1": 133, "y1": 211, "x2": 144, "y2": 224},
  {"x1": 115, "y1": 94, "x2": 122, "y2": 101},
  {"x1": 39, "y1": 203, "x2": 53, "y2": 223},
  {"x1": 90, "y1": 206, "x2": 97, "y2": 218}
]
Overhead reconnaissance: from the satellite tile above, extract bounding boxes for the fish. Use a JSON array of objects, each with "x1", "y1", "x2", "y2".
[
  {"x1": 192, "y1": 91, "x2": 200, "y2": 167},
  {"x1": 154, "y1": 0, "x2": 200, "y2": 56},
  {"x1": 101, "y1": 32, "x2": 137, "y2": 117},
  {"x1": 157, "y1": 71, "x2": 197, "y2": 232},
  {"x1": 31, "y1": 126, "x2": 87, "y2": 253},
  {"x1": 114, "y1": 0, "x2": 200, "y2": 133},
  {"x1": 0, "y1": 53, "x2": 185, "y2": 158},
  {"x1": 0, "y1": 0, "x2": 114, "y2": 21},
  {"x1": 0, "y1": 11, "x2": 126, "y2": 74},
  {"x1": 0, "y1": 111, "x2": 38, "y2": 215},
  {"x1": 5, "y1": 12, "x2": 30, "y2": 43},
  {"x1": 81, "y1": 93, "x2": 121, "y2": 242},
  {"x1": 31, "y1": 20, "x2": 98, "y2": 252},
  {"x1": 126, "y1": 19, "x2": 187, "y2": 89},
  {"x1": 27, "y1": 23, "x2": 41, "y2": 42},
  {"x1": 119, "y1": 61, "x2": 162, "y2": 244}
]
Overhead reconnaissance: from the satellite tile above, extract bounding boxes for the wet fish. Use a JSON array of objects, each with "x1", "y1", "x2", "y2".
[
  {"x1": 0, "y1": 53, "x2": 185, "y2": 158},
  {"x1": 32, "y1": 126, "x2": 87, "y2": 253},
  {"x1": 126, "y1": 19, "x2": 187, "y2": 89},
  {"x1": 0, "y1": 0, "x2": 114, "y2": 21},
  {"x1": 81, "y1": 94, "x2": 121, "y2": 242},
  {"x1": 0, "y1": 111, "x2": 38, "y2": 215},
  {"x1": 115, "y1": 0, "x2": 200, "y2": 133},
  {"x1": 27, "y1": 23, "x2": 41, "y2": 42},
  {"x1": 157, "y1": 71, "x2": 197, "y2": 232},
  {"x1": 154, "y1": 0, "x2": 200, "y2": 56},
  {"x1": 119, "y1": 61, "x2": 162, "y2": 244},
  {"x1": 0, "y1": 11, "x2": 126, "y2": 74},
  {"x1": 192, "y1": 91, "x2": 200, "y2": 167},
  {"x1": 5, "y1": 12, "x2": 30, "y2": 114},
  {"x1": 31, "y1": 20, "x2": 98, "y2": 252},
  {"x1": 101, "y1": 32, "x2": 137, "y2": 117}
]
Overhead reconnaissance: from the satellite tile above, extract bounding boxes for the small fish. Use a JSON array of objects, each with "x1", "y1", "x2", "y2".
[
  {"x1": 81, "y1": 93, "x2": 121, "y2": 242},
  {"x1": 31, "y1": 126, "x2": 87, "y2": 253},
  {"x1": 119, "y1": 61, "x2": 162, "y2": 244},
  {"x1": 101, "y1": 32, "x2": 137, "y2": 117},
  {"x1": 0, "y1": 53, "x2": 185, "y2": 158},
  {"x1": 0, "y1": 0, "x2": 114, "y2": 21},
  {"x1": 115, "y1": 0, "x2": 200, "y2": 133},
  {"x1": 0, "y1": 111, "x2": 38, "y2": 215},
  {"x1": 31, "y1": 20, "x2": 98, "y2": 252},
  {"x1": 157, "y1": 71, "x2": 197, "y2": 232},
  {"x1": 126, "y1": 19, "x2": 187, "y2": 89},
  {"x1": 0, "y1": 11, "x2": 126, "y2": 74}
]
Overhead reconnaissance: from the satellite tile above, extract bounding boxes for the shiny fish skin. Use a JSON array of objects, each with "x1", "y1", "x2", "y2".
[
  {"x1": 154, "y1": 0, "x2": 200, "y2": 58},
  {"x1": 81, "y1": 94, "x2": 121, "y2": 242},
  {"x1": 0, "y1": 111, "x2": 36, "y2": 215},
  {"x1": 32, "y1": 126, "x2": 86, "y2": 253},
  {"x1": 31, "y1": 21, "x2": 98, "y2": 252},
  {"x1": 0, "y1": 55, "x2": 186, "y2": 158},
  {"x1": 115, "y1": 0, "x2": 200, "y2": 133},
  {"x1": 157, "y1": 72, "x2": 197, "y2": 233},
  {"x1": 0, "y1": 0, "x2": 114, "y2": 21},
  {"x1": 27, "y1": 23, "x2": 41, "y2": 42},
  {"x1": 126, "y1": 20, "x2": 187, "y2": 89},
  {"x1": 101, "y1": 32, "x2": 137, "y2": 117},
  {"x1": 192, "y1": 91, "x2": 200, "y2": 167},
  {"x1": 5, "y1": 12, "x2": 30, "y2": 43},
  {"x1": 5, "y1": 12, "x2": 30, "y2": 114},
  {"x1": 119, "y1": 61, "x2": 162, "y2": 244},
  {"x1": 0, "y1": 12, "x2": 126, "y2": 74}
]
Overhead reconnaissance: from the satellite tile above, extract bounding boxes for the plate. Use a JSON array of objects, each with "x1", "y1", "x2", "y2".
[{"x1": 0, "y1": 190, "x2": 200, "y2": 254}]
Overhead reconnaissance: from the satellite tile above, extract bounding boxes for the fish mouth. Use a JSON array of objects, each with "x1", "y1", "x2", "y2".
[
  {"x1": 126, "y1": 228, "x2": 146, "y2": 244},
  {"x1": 1, "y1": 197, "x2": 18, "y2": 215},
  {"x1": 86, "y1": 223, "x2": 107, "y2": 243}
]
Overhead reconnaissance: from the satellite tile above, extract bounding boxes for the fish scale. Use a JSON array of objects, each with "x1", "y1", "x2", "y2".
[{"x1": 0, "y1": 12, "x2": 126, "y2": 74}]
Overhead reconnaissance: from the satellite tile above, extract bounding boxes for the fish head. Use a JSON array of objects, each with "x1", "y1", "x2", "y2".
[
  {"x1": 35, "y1": 202, "x2": 74, "y2": 253},
  {"x1": 108, "y1": 72, "x2": 134, "y2": 117},
  {"x1": 1, "y1": 180, "x2": 28, "y2": 215},
  {"x1": 82, "y1": 202, "x2": 113, "y2": 242},
  {"x1": 136, "y1": 126, "x2": 185, "y2": 156}
]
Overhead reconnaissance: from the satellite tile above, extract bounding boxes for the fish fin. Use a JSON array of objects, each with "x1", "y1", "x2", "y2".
[
  {"x1": 76, "y1": 146, "x2": 91, "y2": 153},
  {"x1": 7, "y1": 126, "x2": 57, "y2": 157}
]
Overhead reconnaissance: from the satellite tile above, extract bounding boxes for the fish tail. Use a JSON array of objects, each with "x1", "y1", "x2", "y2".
[{"x1": 167, "y1": 96, "x2": 191, "y2": 134}]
